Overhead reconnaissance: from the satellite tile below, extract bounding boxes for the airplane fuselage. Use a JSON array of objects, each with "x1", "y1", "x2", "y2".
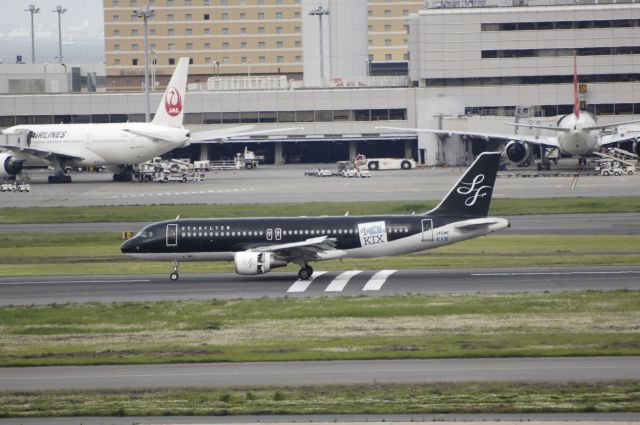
[
  {"x1": 556, "y1": 113, "x2": 598, "y2": 156},
  {"x1": 122, "y1": 215, "x2": 509, "y2": 263},
  {"x1": 7, "y1": 123, "x2": 189, "y2": 166}
]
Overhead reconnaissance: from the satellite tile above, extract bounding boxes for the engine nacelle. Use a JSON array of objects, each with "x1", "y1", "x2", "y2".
[
  {"x1": 504, "y1": 140, "x2": 531, "y2": 165},
  {"x1": 0, "y1": 153, "x2": 23, "y2": 178},
  {"x1": 633, "y1": 140, "x2": 640, "y2": 157},
  {"x1": 234, "y1": 251, "x2": 287, "y2": 276}
]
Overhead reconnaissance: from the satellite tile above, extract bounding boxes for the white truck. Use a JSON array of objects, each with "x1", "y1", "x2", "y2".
[{"x1": 355, "y1": 154, "x2": 416, "y2": 171}]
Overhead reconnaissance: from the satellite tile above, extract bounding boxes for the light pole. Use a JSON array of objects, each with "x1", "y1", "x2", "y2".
[
  {"x1": 309, "y1": 5, "x2": 329, "y2": 84},
  {"x1": 151, "y1": 49, "x2": 157, "y2": 91},
  {"x1": 133, "y1": 5, "x2": 155, "y2": 122},
  {"x1": 52, "y1": 6, "x2": 66, "y2": 63},
  {"x1": 25, "y1": 4, "x2": 40, "y2": 64}
]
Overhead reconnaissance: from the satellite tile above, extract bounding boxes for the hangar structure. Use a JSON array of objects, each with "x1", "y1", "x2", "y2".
[{"x1": 1, "y1": 1, "x2": 640, "y2": 166}]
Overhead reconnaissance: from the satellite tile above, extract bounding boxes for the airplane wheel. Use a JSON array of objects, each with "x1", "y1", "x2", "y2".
[
  {"x1": 297, "y1": 266, "x2": 313, "y2": 280},
  {"x1": 170, "y1": 272, "x2": 179, "y2": 281},
  {"x1": 545, "y1": 163, "x2": 551, "y2": 171}
]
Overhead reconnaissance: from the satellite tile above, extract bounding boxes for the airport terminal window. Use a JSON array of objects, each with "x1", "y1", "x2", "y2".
[
  {"x1": 296, "y1": 111, "x2": 314, "y2": 122},
  {"x1": 34, "y1": 115, "x2": 54, "y2": 124},
  {"x1": 204, "y1": 112, "x2": 221, "y2": 124},
  {"x1": 371, "y1": 109, "x2": 389, "y2": 121},
  {"x1": 221, "y1": 112, "x2": 240, "y2": 123},
  {"x1": 354, "y1": 110, "x2": 370, "y2": 121},
  {"x1": 389, "y1": 109, "x2": 406, "y2": 120},
  {"x1": 184, "y1": 113, "x2": 202, "y2": 125},
  {"x1": 240, "y1": 112, "x2": 260, "y2": 123},
  {"x1": 259, "y1": 111, "x2": 277, "y2": 123},
  {"x1": 1, "y1": 108, "x2": 410, "y2": 128},
  {"x1": 481, "y1": 19, "x2": 640, "y2": 32},
  {"x1": 333, "y1": 110, "x2": 352, "y2": 121},
  {"x1": 315, "y1": 110, "x2": 333, "y2": 122},
  {"x1": 277, "y1": 111, "x2": 296, "y2": 122}
]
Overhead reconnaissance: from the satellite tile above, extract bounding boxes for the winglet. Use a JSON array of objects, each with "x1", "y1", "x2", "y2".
[
  {"x1": 573, "y1": 49, "x2": 580, "y2": 119},
  {"x1": 426, "y1": 152, "x2": 501, "y2": 218},
  {"x1": 152, "y1": 57, "x2": 189, "y2": 128}
]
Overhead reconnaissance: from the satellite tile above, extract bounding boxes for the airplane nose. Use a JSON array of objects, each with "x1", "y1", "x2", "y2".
[{"x1": 121, "y1": 237, "x2": 141, "y2": 254}]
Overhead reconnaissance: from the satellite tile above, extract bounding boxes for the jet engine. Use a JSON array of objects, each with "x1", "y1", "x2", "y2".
[
  {"x1": 0, "y1": 153, "x2": 23, "y2": 177},
  {"x1": 504, "y1": 140, "x2": 531, "y2": 165},
  {"x1": 234, "y1": 251, "x2": 287, "y2": 275},
  {"x1": 633, "y1": 140, "x2": 640, "y2": 156}
]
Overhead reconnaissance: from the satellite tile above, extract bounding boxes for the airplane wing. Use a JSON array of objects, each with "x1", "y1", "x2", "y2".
[
  {"x1": 190, "y1": 126, "x2": 302, "y2": 143},
  {"x1": 252, "y1": 236, "x2": 337, "y2": 260},
  {"x1": 0, "y1": 143, "x2": 84, "y2": 161},
  {"x1": 376, "y1": 126, "x2": 559, "y2": 148}
]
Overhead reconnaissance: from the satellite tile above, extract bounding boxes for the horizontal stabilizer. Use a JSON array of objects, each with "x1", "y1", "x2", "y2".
[
  {"x1": 191, "y1": 126, "x2": 303, "y2": 143},
  {"x1": 454, "y1": 217, "x2": 508, "y2": 231},
  {"x1": 505, "y1": 122, "x2": 570, "y2": 133},
  {"x1": 585, "y1": 119, "x2": 640, "y2": 132},
  {"x1": 122, "y1": 128, "x2": 186, "y2": 143}
]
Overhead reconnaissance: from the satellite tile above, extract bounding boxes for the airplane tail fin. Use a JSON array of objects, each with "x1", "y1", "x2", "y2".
[
  {"x1": 573, "y1": 49, "x2": 580, "y2": 119},
  {"x1": 426, "y1": 152, "x2": 501, "y2": 218},
  {"x1": 152, "y1": 57, "x2": 189, "y2": 128}
]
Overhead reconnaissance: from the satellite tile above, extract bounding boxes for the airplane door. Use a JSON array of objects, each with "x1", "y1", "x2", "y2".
[
  {"x1": 166, "y1": 224, "x2": 178, "y2": 247},
  {"x1": 421, "y1": 219, "x2": 433, "y2": 242},
  {"x1": 275, "y1": 228, "x2": 282, "y2": 241}
]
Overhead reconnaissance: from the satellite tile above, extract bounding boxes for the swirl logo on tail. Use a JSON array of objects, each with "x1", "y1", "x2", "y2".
[
  {"x1": 456, "y1": 174, "x2": 492, "y2": 207},
  {"x1": 164, "y1": 86, "x2": 182, "y2": 117}
]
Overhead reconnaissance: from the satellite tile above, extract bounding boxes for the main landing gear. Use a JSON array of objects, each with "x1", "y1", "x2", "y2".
[
  {"x1": 48, "y1": 173, "x2": 72, "y2": 183},
  {"x1": 297, "y1": 264, "x2": 314, "y2": 280},
  {"x1": 169, "y1": 260, "x2": 179, "y2": 281},
  {"x1": 113, "y1": 172, "x2": 133, "y2": 182}
]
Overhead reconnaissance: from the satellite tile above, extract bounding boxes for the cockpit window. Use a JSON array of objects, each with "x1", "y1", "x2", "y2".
[{"x1": 137, "y1": 230, "x2": 154, "y2": 239}]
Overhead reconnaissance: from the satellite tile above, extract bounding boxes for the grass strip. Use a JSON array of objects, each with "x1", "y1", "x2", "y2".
[
  {"x1": 1, "y1": 291, "x2": 638, "y2": 367},
  {"x1": 1, "y1": 381, "x2": 638, "y2": 417},
  {"x1": 1, "y1": 233, "x2": 640, "y2": 276},
  {"x1": 1, "y1": 196, "x2": 639, "y2": 224}
]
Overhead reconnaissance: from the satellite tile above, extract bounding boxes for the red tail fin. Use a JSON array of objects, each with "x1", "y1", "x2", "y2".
[{"x1": 573, "y1": 50, "x2": 580, "y2": 119}]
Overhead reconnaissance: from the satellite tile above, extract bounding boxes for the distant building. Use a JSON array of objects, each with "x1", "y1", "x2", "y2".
[
  {"x1": 0, "y1": 63, "x2": 105, "y2": 94},
  {"x1": 103, "y1": 0, "x2": 422, "y2": 91}
]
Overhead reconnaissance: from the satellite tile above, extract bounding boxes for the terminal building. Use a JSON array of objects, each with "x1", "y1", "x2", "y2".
[{"x1": 1, "y1": 1, "x2": 640, "y2": 166}]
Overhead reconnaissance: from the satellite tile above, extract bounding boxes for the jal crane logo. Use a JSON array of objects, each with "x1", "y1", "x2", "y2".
[
  {"x1": 456, "y1": 174, "x2": 492, "y2": 207},
  {"x1": 164, "y1": 86, "x2": 183, "y2": 117}
]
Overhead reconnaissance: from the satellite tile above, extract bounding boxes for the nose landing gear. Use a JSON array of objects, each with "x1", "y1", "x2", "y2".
[{"x1": 169, "y1": 260, "x2": 179, "y2": 281}]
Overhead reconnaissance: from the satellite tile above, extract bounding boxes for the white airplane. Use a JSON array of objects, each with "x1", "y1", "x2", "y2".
[
  {"x1": 379, "y1": 52, "x2": 640, "y2": 170},
  {"x1": 0, "y1": 57, "x2": 295, "y2": 183}
]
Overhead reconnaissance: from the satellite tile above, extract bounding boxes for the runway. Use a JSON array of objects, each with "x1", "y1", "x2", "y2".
[
  {"x1": 1, "y1": 266, "x2": 638, "y2": 306},
  {"x1": 1, "y1": 213, "x2": 639, "y2": 235},
  {"x1": 1, "y1": 357, "x2": 638, "y2": 391},
  {"x1": 4, "y1": 163, "x2": 640, "y2": 207}
]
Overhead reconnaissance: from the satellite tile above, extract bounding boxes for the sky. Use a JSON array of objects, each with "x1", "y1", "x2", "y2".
[{"x1": 0, "y1": 0, "x2": 105, "y2": 63}]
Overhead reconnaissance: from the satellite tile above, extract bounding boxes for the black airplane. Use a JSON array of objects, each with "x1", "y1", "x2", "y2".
[{"x1": 121, "y1": 152, "x2": 509, "y2": 280}]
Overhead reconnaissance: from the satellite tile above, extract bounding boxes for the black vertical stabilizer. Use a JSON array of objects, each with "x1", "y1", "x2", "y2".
[{"x1": 426, "y1": 152, "x2": 501, "y2": 218}]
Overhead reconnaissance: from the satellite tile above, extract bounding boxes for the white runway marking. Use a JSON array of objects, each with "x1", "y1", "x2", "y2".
[
  {"x1": 363, "y1": 269, "x2": 397, "y2": 291},
  {"x1": 325, "y1": 270, "x2": 362, "y2": 292},
  {"x1": 286, "y1": 271, "x2": 327, "y2": 293}
]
